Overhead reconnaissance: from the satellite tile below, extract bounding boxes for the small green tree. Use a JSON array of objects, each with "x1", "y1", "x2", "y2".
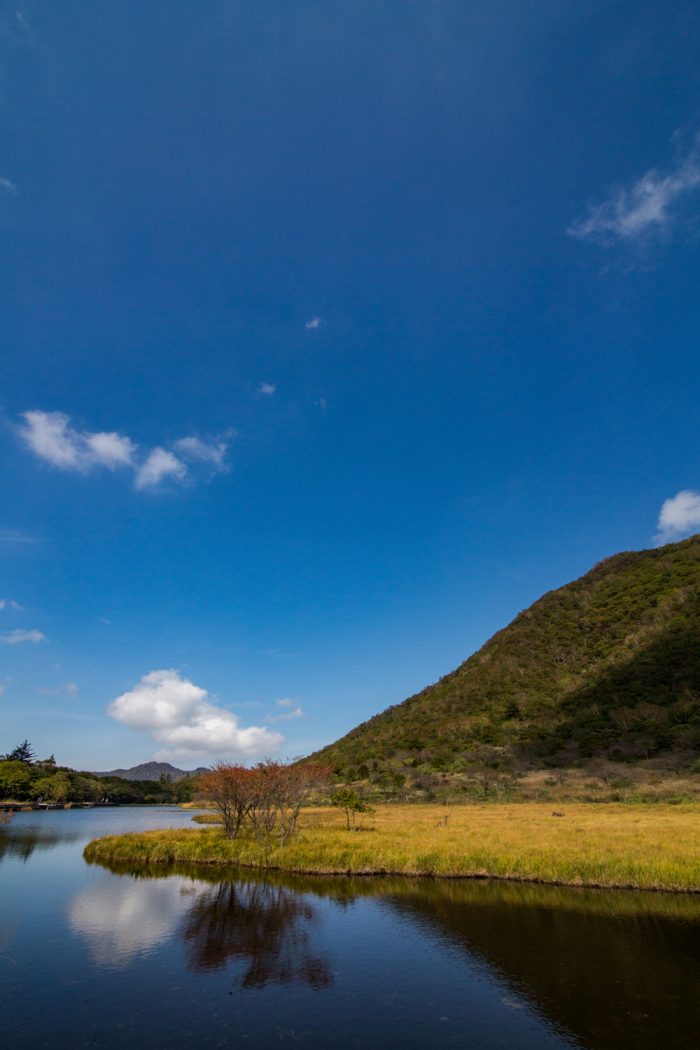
[
  {"x1": 174, "y1": 776, "x2": 195, "y2": 803},
  {"x1": 331, "y1": 788, "x2": 374, "y2": 830},
  {"x1": 31, "y1": 772, "x2": 71, "y2": 803}
]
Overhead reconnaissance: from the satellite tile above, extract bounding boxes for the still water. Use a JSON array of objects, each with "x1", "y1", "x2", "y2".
[{"x1": 1, "y1": 808, "x2": 699, "y2": 1049}]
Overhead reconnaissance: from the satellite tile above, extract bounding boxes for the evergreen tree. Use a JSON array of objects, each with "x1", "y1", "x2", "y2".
[{"x1": 2, "y1": 740, "x2": 35, "y2": 764}]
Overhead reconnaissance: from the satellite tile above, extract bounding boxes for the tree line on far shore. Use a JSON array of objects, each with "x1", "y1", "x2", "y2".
[{"x1": 0, "y1": 740, "x2": 196, "y2": 805}]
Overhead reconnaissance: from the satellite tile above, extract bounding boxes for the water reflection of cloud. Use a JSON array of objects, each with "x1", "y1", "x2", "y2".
[
  {"x1": 68, "y1": 876, "x2": 196, "y2": 968},
  {"x1": 70, "y1": 864, "x2": 334, "y2": 988}
]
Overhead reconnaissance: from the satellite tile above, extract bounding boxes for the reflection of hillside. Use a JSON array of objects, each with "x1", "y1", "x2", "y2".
[
  {"x1": 0, "y1": 827, "x2": 78, "y2": 863},
  {"x1": 182, "y1": 880, "x2": 333, "y2": 989},
  {"x1": 382, "y1": 880, "x2": 700, "y2": 1050},
  {"x1": 86, "y1": 856, "x2": 700, "y2": 1047}
]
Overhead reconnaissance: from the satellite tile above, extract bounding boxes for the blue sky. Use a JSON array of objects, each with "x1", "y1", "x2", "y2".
[{"x1": 2, "y1": 1, "x2": 700, "y2": 770}]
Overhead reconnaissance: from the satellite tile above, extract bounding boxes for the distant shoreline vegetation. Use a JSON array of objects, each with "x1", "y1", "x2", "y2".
[
  {"x1": 83, "y1": 803, "x2": 700, "y2": 894},
  {"x1": 0, "y1": 741, "x2": 197, "y2": 807}
]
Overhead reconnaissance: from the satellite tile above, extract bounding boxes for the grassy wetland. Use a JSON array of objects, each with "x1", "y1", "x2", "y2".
[{"x1": 83, "y1": 802, "x2": 700, "y2": 893}]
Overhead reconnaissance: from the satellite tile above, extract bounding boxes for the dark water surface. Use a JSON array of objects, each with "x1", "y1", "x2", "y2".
[{"x1": 1, "y1": 809, "x2": 699, "y2": 1049}]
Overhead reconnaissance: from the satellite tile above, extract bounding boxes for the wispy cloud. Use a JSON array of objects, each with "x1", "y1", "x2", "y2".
[
  {"x1": 108, "y1": 669, "x2": 283, "y2": 762},
  {"x1": 134, "y1": 448, "x2": 186, "y2": 490},
  {"x1": 18, "y1": 411, "x2": 230, "y2": 492},
  {"x1": 0, "y1": 599, "x2": 22, "y2": 611},
  {"x1": 174, "y1": 435, "x2": 229, "y2": 468},
  {"x1": 655, "y1": 489, "x2": 700, "y2": 544},
  {"x1": 39, "y1": 681, "x2": 78, "y2": 699},
  {"x1": 0, "y1": 177, "x2": 17, "y2": 195},
  {"x1": 19, "y1": 411, "x2": 136, "y2": 471},
  {"x1": 35, "y1": 710, "x2": 100, "y2": 722},
  {"x1": 305, "y1": 316, "x2": 322, "y2": 330},
  {"x1": 568, "y1": 134, "x2": 700, "y2": 244},
  {"x1": 0, "y1": 628, "x2": 46, "y2": 645},
  {"x1": 258, "y1": 382, "x2": 276, "y2": 397},
  {"x1": 266, "y1": 698, "x2": 305, "y2": 723},
  {"x1": 0, "y1": 529, "x2": 36, "y2": 545}
]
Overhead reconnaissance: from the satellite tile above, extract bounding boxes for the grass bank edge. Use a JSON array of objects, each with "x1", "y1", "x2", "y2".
[{"x1": 83, "y1": 803, "x2": 700, "y2": 893}]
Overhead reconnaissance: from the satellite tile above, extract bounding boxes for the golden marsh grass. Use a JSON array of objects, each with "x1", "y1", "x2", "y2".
[{"x1": 84, "y1": 803, "x2": 700, "y2": 892}]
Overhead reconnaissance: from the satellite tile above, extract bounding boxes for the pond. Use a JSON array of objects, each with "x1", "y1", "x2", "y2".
[{"x1": 0, "y1": 808, "x2": 698, "y2": 1048}]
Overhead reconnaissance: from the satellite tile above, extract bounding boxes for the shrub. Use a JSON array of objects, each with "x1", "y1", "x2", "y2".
[
  {"x1": 331, "y1": 788, "x2": 375, "y2": 830},
  {"x1": 200, "y1": 760, "x2": 331, "y2": 854}
]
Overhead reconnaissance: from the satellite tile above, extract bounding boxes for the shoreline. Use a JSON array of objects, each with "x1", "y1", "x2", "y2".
[
  {"x1": 82, "y1": 802, "x2": 700, "y2": 895},
  {"x1": 83, "y1": 842, "x2": 700, "y2": 895}
]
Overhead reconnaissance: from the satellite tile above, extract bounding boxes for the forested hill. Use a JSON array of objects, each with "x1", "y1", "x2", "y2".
[
  {"x1": 93, "y1": 761, "x2": 207, "y2": 782},
  {"x1": 310, "y1": 536, "x2": 700, "y2": 782}
]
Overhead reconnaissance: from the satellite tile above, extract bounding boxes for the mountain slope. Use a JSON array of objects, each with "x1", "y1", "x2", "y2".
[
  {"x1": 93, "y1": 761, "x2": 207, "y2": 782},
  {"x1": 311, "y1": 536, "x2": 700, "y2": 780}
]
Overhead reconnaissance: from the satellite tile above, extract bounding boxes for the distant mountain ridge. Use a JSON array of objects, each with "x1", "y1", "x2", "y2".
[
  {"x1": 309, "y1": 535, "x2": 700, "y2": 781},
  {"x1": 93, "y1": 761, "x2": 207, "y2": 782}
]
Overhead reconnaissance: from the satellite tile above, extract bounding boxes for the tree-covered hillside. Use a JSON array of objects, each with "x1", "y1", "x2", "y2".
[{"x1": 310, "y1": 536, "x2": 700, "y2": 789}]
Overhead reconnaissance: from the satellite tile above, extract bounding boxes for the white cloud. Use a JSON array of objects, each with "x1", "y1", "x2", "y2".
[
  {"x1": 305, "y1": 316, "x2": 322, "y2": 330},
  {"x1": 0, "y1": 177, "x2": 17, "y2": 195},
  {"x1": 20, "y1": 411, "x2": 87, "y2": 469},
  {"x1": 266, "y1": 698, "x2": 305, "y2": 723},
  {"x1": 569, "y1": 136, "x2": 700, "y2": 243},
  {"x1": 134, "y1": 448, "x2": 187, "y2": 490},
  {"x1": 0, "y1": 629, "x2": 46, "y2": 645},
  {"x1": 174, "y1": 435, "x2": 229, "y2": 468},
  {"x1": 19, "y1": 410, "x2": 230, "y2": 492},
  {"x1": 108, "y1": 669, "x2": 283, "y2": 762},
  {"x1": 0, "y1": 599, "x2": 22, "y2": 611},
  {"x1": 655, "y1": 489, "x2": 700, "y2": 543},
  {"x1": 258, "y1": 382, "x2": 276, "y2": 396},
  {"x1": 84, "y1": 431, "x2": 136, "y2": 468},
  {"x1": 19, "y1": 411, "x2": 136, "y2": 472}
]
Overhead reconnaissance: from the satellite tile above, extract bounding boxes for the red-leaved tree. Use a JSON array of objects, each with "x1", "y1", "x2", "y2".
[
  {"x1": 200, "y1": 760, "x2": 330, "y2": 855},
  {"x1": 199, "y1": 763, "x2": 256, "y2": 839}
]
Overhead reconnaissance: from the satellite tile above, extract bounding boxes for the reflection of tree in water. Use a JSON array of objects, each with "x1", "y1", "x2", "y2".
[
  {"x1": 0, "y1": 827, "x2": 74, "y2": 863},
  {"x1": 182, "y1": 879, "x2": 333, "y2": 989}
]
